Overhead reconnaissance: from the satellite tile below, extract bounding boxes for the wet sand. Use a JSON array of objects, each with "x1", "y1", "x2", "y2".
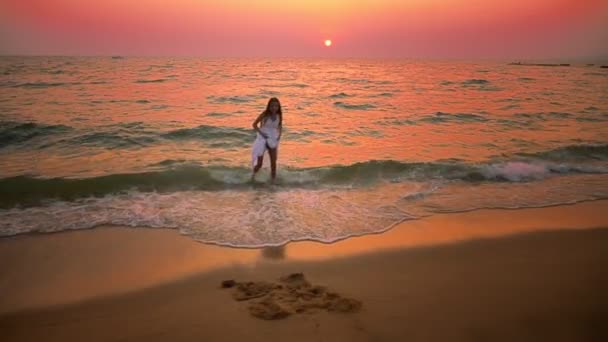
[{"x1": 1, "y1": 200, "x2": 608, "y2": 341}]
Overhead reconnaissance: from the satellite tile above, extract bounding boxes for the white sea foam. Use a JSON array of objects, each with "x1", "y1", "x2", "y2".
[{"x1": 2, "y1": 175, "x2": 607, "y2": 246}]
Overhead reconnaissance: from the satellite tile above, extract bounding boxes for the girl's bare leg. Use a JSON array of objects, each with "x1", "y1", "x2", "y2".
[
  {"x1": 251, "y1": 155, "x2": 264, "y2": 180},
  {"x1": 268, "y1": 148, "x2": 278, "y2": 182}
]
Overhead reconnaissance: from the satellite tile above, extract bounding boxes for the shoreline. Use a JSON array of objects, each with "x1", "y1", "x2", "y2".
[{"x1": 3, "y1": 197, "x2": 607, "y2": 248}]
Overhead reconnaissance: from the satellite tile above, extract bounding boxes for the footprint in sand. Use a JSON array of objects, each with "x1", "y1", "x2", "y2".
[{"x1": 221, "y1": 273, "x2": 362, "y2": 320}]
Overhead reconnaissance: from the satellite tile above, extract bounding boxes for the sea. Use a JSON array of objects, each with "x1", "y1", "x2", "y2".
[{"x1": 1, "y1": 57, "x2": 607, "y2": 247}]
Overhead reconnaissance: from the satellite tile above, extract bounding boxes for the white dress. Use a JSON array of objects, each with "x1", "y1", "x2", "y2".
[{"x1": 251, "y1": 115, "x2": 280, "y2": 168}]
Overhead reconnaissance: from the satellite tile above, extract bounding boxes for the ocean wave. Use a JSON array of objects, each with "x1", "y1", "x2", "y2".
[
  {"x1": 163, "y1": 125, "x2": 253, "y2": 143},
  {"x1": 207, "y1": 95, "x2": 261, "y2": 104},
  {"x1": 378, "y1": 110, "x2": 579, "y2": 127},
  {"x1": 0, "y1": 121, "x2": 257, "y2": 149},
  {"x1": 518, "y1": 143, "x2": 608, "y2": 161},
  {"x1": 335, "y1": 77, "x2": 369, "y2": 83},
  {"x1": 0, "y1": 121, "x2": 72, "y2": 148},
  {"x1": 0, "y1": 165, "x2": 229, "y2": 209},
  {"x1": 66, "y1": 124, "x2": 252, "y2": 148},
  {"x1": 134, "y1": 79, "x2": 168, "y2": 83},
  {"x1": 328, "y1": 92, "x2": 354, "y2": 99},
  {"x1": 441, "y1": 79, "x2": 496, "y2": 89},
  {"x1": 205, "y1": 112, "x2": 231, "y2": 117},
  {"x1": 418, "y1": 112, "x2": 489, "y2": 123},
  {"x1": 283, "y1": 83, "x2": 309, "y2": 88},
  {"x1": 68, "y1": 131, "x2": 158, "y2": 149},
  {"x1": 378, "y1": 112, "x2": 496, "y2": 126},
  {"x1": 376, "y1": 118, "x2": 418, "y2": 126},
  {"x1": 284, "y1": 129, "x2": 325, "y2": 142},
  {"x1": 40, "y1": 69, "x2": 66, "y2": 75},
  {"x1": 462, "y1": 79, "x2": 489, "y2": 85},
  {"x1": 576, "y1": 117, "x2": 606, "y2": 123},
  {"x1": 259, "y1": 83, "x2": 309, "y2": 89},
  {"x1": 334, "y1": 101, "x2": 376, "y2": 110},
  {"x1": 495, "y1": 118, "x2": 539, "y2": 130},
  {"x1": 459, "y1": 79, "x2": 501, "y2": 91},
  {"x1": 2, "y1": 154, "x2": 606, "y2": 209},
  {"x1": 11, "y1": 82, "x2": 73, "y2": 88}
]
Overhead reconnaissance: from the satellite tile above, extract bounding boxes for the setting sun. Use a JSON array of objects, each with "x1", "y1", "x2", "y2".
[{"x1": 324, "y1": 39, "x2": 332, "y2": 47}]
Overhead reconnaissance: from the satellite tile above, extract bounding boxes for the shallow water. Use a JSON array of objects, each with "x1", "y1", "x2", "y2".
[{"x1": 1, "y1": 57, "x2": 607, "y2": 246}]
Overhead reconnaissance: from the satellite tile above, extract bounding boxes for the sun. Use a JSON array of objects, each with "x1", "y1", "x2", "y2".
[{"x1": 324, "y1": 39, "x2": 332, "y2": 47}]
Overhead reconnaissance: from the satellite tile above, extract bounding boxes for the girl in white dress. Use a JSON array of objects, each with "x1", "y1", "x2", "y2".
[{"x1": 251, "y1": 97, "x2": 283, "y2": 182}]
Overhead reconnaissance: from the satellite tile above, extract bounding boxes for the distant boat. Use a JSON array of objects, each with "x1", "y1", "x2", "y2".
[
  {"x1": 601, "y1": 65, "x2": 608, "y2": 69},
  {"x1": 508, "y1": 62, "x2": 570, "y2": 67},
  {"x1": 586, "y1": 64, "x2": 595, "y2": 66},
  {"x1": 111, "y1": 56, "x2": 124, "y2": 59}
]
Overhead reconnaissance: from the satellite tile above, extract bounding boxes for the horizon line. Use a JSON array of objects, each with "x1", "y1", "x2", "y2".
[{"x1": 1, "y1": 53, "x2": 607, "y2": 62}]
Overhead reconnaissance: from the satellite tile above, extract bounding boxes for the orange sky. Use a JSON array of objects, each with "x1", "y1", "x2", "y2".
[{"x1": 1, "y1": 0, "x2": 607, "y2": 58}]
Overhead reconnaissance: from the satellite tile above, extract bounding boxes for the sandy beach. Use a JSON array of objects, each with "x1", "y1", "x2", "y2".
[{"x1": 2, "y1": 200, "x2": 608, "y2": 341}]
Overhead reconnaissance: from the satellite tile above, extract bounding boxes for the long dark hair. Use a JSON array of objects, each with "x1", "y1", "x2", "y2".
[{"x1": 262, "y1": 97, "x2": 282, "y2": 126}]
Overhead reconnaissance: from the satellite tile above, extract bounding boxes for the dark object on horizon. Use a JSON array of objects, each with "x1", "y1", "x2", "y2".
[
  {"x1": 508, "y1": 62, "x2": 570, "y2": 67},
  {"x1": 601, "y1": 65, "x2": 608, "y2": 69},
  {"x1": 586, "y1": 64, "x2": 595, "y2": 66},
  {"x1": 111, "y1": 56, "x2": 124, "y2": 59}
]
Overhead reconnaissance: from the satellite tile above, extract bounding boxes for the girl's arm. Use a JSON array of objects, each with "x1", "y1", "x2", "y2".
[
  {"x1": 252, "y1": 113, "x2": 268, "y2": 138},
  {"x1": 278, "y1": 115, "x2": 283, "y2": 140}
]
